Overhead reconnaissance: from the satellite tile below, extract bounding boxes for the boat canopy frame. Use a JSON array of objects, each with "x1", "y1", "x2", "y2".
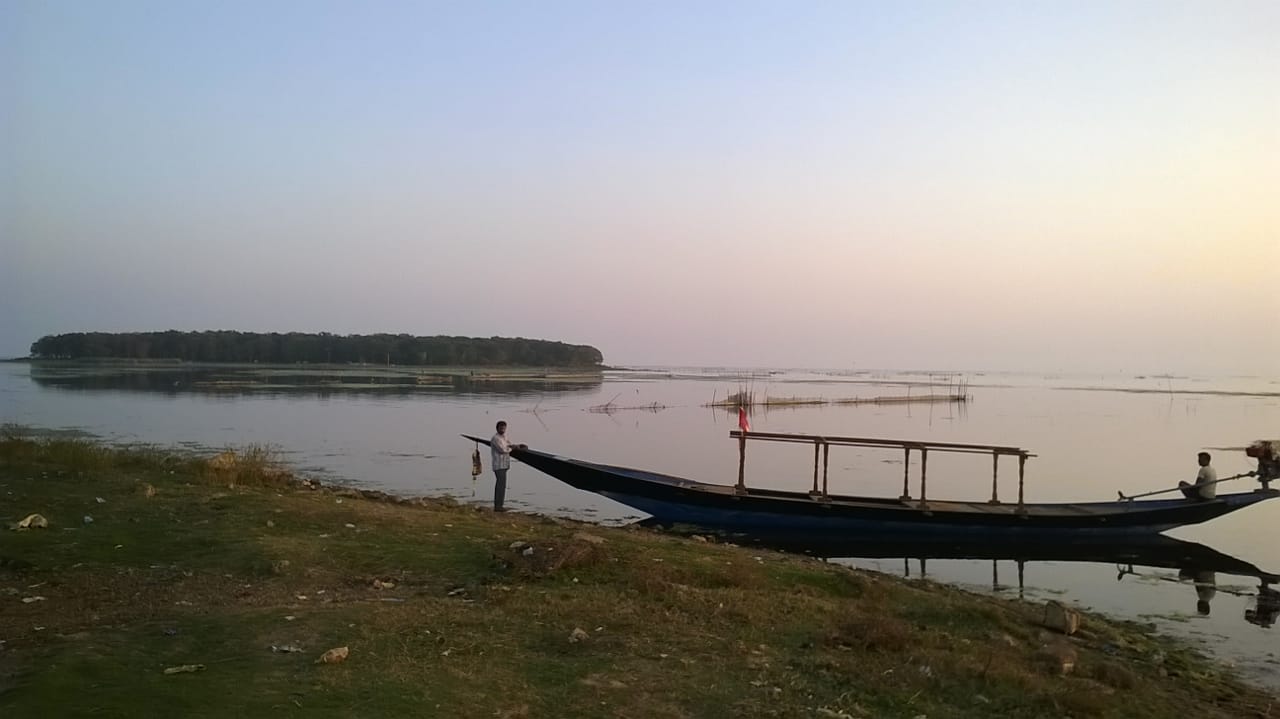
[{"x1": 729, "y1": 430, "x2": 1037, "y2": 511}]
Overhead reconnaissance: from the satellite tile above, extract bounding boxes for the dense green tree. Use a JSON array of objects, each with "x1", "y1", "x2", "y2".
[{"x1": 28, "y1": 331, "x2": 604, "y2": 367}]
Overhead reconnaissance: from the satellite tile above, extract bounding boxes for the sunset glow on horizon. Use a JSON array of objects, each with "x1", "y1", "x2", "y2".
[{"x1": 3, "y1": 1, "x2": 1276, "y2": 374}]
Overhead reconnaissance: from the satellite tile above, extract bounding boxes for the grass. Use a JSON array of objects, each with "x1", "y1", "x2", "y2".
[{"x1": 1, "y1": 434, "x2": 1276, "y2": 717}]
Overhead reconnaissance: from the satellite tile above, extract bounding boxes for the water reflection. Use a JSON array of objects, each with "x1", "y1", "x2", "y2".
[
  {"x1": 26, "y1": 364, "x2": 603, "y2": 397},
  {"x1": 1248, "y1": 586, "x2": 1280, "y2": 628},
  {"x1": 713, "y1": 530, "x2": 1275, "y2": 576},
  {"x1": 657, "y1": 524, "x2": 1280, "y2": 630},
  {"x1": 1175, "y1": 568, "x2": 1217, "y2": 615}
]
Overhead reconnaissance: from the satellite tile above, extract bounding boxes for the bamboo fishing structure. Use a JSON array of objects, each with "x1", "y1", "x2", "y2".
[
  {"x1": 708, "y1": 376, "x2": 971, "y2": 410},
  {"x1": 587, "y1": 392, "x2": 668, "y2": 414}
]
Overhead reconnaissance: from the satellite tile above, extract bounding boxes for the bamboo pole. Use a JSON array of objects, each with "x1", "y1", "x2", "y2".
[
  {"x1": 919, "y1": 448, "x2": 929, "y2": 509},
  {"x1": 990, "y1": 453, "x2": 1000, "y2": 504},
  {"x1": 901, "y1": 447, "x2": 911, "y2": 499},
  {"x1": 1116, "y1": 472, "x2": 1252, "y2": 501},
  {"x1": 1017, "y1": 454, "x2": 1027, "y2": 512},
  {"x1": 822, "y1": 441, "x2": 830, "y2": 497},
  {"x1": 811, "y1": 442, "x2": 820, "y2": 494}
]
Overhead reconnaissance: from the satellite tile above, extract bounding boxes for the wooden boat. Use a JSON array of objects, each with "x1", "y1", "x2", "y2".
[{"x1": 462, "y1": 430, "x2": 1279, "y2": 538}]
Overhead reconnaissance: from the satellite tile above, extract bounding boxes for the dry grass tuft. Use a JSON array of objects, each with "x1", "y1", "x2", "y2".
[{"x1": 202, "y1": 444, "x2": 293, "y2": 487}]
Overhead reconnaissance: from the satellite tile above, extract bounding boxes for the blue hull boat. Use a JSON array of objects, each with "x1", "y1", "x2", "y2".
[{"x1": 463, "y1": 432, "x2": 1278, "y2": 538}]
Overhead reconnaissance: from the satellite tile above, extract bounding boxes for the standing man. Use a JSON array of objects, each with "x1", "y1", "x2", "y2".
[
  {"x1": 490, "y1": 420, "x2": 525, "y2": 511},
  {"x1": 1179, "y1": 452, "x2": 1217, "y2": 500}
]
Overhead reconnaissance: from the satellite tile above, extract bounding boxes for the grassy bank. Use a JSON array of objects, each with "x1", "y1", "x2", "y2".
[{"x1": 1, "y1": 435, "x2": 1274, "y2": 718}]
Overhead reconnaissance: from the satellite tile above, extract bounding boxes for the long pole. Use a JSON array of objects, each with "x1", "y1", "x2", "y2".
[{"x1": 1117, "y1": 472, "x2": 1252, "y2": 501}]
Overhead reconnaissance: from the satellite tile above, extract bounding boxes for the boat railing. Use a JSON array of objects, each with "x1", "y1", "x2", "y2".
[{"x1": 729, "y1": 430, "x2": 1036, "y2": 511}]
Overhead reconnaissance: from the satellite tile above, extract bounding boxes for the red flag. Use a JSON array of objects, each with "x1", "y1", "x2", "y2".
[{"x1": 738, "y1": 406, "x2": 750, "y2": 432}]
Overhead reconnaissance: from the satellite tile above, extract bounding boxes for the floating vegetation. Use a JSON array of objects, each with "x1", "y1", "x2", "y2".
[
  {"x1": 831, "y1": 393, "x2": 969, "y2": 405},
  {"x1": 706, "y1": 379, "x2": 971, "y2": 410},
  {"x1": 1056, "y1": 385, "x2": 1280, "y2": 398},
  {"x1": 587, "y1": 393, "x2": 668, "y2": 414},
  {"x1": 716, "y1": 389, "x2": 756, "y2": 407},
  {"x1": 754, "y1": 395, "x2": 826, "y2": 407}
]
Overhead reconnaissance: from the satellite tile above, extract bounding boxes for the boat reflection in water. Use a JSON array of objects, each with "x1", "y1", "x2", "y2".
[
  {"x1": 1247, "y1": 585, "x2": 1280, "y2": 628},
  {"x1": 650, "y1": 523, "x2": 1280, "y2": 629}
]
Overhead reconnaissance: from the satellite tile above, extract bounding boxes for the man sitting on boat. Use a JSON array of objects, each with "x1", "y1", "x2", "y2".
[{"x1": 1179, "y1": 452, "x2": 1217, "y2": 501}]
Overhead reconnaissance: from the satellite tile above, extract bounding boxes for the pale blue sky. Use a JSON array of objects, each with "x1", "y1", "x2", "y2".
[{"x1": 3, "y1": 1, "x2": 1276, "y2": 372}]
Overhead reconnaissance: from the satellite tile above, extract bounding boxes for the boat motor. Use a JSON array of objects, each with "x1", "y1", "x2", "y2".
[{"x1": 1246, "y1": 440, "x2": 1280, "y2": 489}]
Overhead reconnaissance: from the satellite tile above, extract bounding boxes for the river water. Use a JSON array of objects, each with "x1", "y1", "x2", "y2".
[{"x1": 3, "y1": 362, "x2": 1279, "y2": 685}]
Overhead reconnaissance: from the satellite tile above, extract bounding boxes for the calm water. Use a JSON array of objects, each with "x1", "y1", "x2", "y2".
[{"x1": 4, "y1": 363, "x2": 1280, "y2": 685}]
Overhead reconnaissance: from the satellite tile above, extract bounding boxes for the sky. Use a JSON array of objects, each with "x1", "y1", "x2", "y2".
[{"x1": 2, "y1": 1, "x2": 1277, "y2": 374}]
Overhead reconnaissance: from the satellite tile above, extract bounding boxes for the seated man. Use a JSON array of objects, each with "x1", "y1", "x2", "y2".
[{"x1": 1179, "y1": 452, "x2": 1217, "y2": 500}]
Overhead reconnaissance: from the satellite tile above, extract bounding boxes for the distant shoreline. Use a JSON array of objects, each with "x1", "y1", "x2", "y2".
[
  {"x1": 24, "y1": 331, "x2": 604, "y2": 368},
  {"x1": 6, "y1": 357, "x2": 610, "y2": 372}
]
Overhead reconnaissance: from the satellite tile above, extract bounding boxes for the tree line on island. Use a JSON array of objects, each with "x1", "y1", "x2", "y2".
[{"x1": 28, "y1": 331, "x2": 604, "y2": 367}]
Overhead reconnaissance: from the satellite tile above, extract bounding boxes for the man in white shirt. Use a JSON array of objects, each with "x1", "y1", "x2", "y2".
[
  {"x1": 1179, "y1": 452, "x2": 1217, "y2": 501},
  {"x1": 490, "y1": 420, "x2": 525, "y2": 511}
]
